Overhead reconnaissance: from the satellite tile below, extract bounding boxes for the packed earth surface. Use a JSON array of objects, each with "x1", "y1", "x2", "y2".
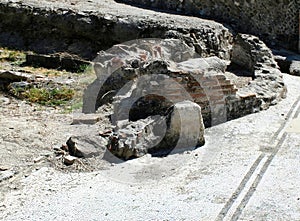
[{"x1": 0, "y1": 0, "x2": 300, "y2": 220}]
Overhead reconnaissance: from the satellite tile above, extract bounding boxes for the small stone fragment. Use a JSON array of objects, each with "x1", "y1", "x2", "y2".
[
  {"x1": 63, "y1": 155, "x2": 77, "y2": 166},
  {"x1": 66, "y1": 135, "x2": 106, "y2": 158},
  {"x1": 99, "y1": 130, "x2": 113, "y2": 137},
  {"x1": 72, "y1": 113, "x2": 101, "y2": 125},
  {"x1": 33, "y1": 156, "x2": 44, "y2": 163}
]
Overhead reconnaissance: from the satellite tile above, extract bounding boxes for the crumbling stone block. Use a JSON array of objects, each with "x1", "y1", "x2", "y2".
[{"x1": 108, "y1": 101, "x2": 205, "y2": 159}]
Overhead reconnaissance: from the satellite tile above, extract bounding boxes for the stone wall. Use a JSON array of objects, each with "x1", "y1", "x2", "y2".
[
  {"x1": 0, "y1": 0, "x2": 233, "y2": 60},
  {"x1": 118, "y1": 0, "x2": 299, "y2": 52}
]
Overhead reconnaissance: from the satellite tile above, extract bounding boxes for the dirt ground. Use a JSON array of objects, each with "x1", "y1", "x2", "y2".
[{"x1": 0, "y1": 73, "x2": 300, "y2": 220}]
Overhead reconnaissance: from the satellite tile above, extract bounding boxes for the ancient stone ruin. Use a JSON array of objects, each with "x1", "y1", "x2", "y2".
[
  {"x1": 80, "y1": 36, "x2": 286, "y2": 159},
  {"x1": 0, "y1": 0, "x2": 293, "y2": 161}
]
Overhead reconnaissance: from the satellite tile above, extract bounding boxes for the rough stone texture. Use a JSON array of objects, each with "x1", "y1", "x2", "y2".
[
  {"x1": 72, "y1": 113, "x2": 101, "y2": 125},
  {"x1": 273, "y1": 49, "x2": 300, "y2": 75},
  {"x1": 63, "y1": 155, "x2": 77, "y2": 166},
  {"x1": 107, "y1": 116, "x2": 166, "y2": 160},
  {"x1": 0, "y1": 0, "x2": 233, "y2": 60},
  {"x1": 118, "y1": 0, "x2": 299, "y2": 51},
  {"x1": 25, "y1": 53, "x2": 90, "y2": 73},
  {"x1": 0, "y1": 70, "x2": 31, "y2": 82},
  {"x1": 112, "y1": 59, "x2": 237, "y2": 127},
  {"x1": 0, "y1": 70, "x2": 32, "y2": 90},
  {"x1": 232, "y1": 34, "x2": 278, "y2": 74},
  {"x1": 290, "y1": 61, "x2": 300, "y2": 76},
  {"x1": 108, "y1": 101, "x2": 205, "y2": 159},
  {"x1": 66, "y1": 136, "x2": 106, "y2": 158},
  {"x1": 231, "y1": 34, "x2": 287, "y2": 111},
  {"x1": 83, "y1": 39, "x2": 236, "y2": 127},
  {"x1": 84, "y1": 37, "x2": 286, "y2": 127}
]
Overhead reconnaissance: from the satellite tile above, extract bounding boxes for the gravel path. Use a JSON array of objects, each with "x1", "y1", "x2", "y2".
[{"x1": 1, "y1": 73, "x2": 300, "y2": 221}]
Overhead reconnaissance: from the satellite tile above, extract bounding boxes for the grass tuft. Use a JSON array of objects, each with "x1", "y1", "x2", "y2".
[{"x1": 10, "y1": 85, "x2": 75, "y2": 106}]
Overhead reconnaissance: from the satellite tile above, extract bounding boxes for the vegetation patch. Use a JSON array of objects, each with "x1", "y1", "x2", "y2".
[
  {"x1": 0, "y1": 47, "x2": 26, "y2": 65},
  {"x1": 9, "y1": 83, "x2": 75, "y2": 106},
  {"x1": 0, "y1": 48, "x2": 96, "y2": 111}
]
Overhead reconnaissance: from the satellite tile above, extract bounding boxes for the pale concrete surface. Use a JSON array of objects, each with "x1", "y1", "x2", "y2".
[{"x1": 1, "y1": 73, "x2": 300, "y2": 220}]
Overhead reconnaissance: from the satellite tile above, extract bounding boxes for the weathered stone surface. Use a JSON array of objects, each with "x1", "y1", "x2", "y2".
[
  {"x1": 63, "y1": 155, "x2": 77, "y2": 166},
  {"x1": 26, "y1": 53, "x2": 90, "y2": 73},
  {"x1": 290, "y1": 61, "x2": 300, "y2": 76},
  {"x1": 83, "y1": 39, "x2": 238, "y2": 126},
  {"x1": 231, "y1": 34, "x2": 286, "y2": 111},
  {"x1": 72, "y1": 114, "x2": 101, "y2": 125},
  {"x1": 110, "y1": 57, "x2": 236, "y2": 127},
  {"x1": 108, "y1": 101, "x2": 205, "y2": 159},
  {"x1": 84, "y1": 37, "x2": 286, "y2": 128},
  {"x1": 232, "y1": 34, "x2": 278, "y2": 74},
  {"x1": 0, "y1": 0, "x2": 233, "y2": 60},
  {"x1": 66, "y1": 136, "x2": 106, "y2": 158},
  {"x1": 108, "y1": 116, "x2": 166, "y2": 160},
  {"x1": 177, "y1": 56, "x2": 229, "y2": 73},
  {"x1": 160, "y1": 100, "x2": 205, "y2": 151},
  {"x1": 118, "y1": 0, "x2": 298, "y2": 51},
  {"x1": 0, "y1": 70, "x2": 31, "y2": 82},
  {"x1": 273, "y1": 49, "x2": 300, "y2": 76}
]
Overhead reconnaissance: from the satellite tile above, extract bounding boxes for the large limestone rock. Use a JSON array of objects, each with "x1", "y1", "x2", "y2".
[{"x1": 108, "y1": 101, "x2": 205, "y2": 159}]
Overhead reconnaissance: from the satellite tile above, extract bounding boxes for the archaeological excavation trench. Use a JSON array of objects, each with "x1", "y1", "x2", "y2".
[{"x1": 0, "y1": 0, "x2": 288, "y2": 160}]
